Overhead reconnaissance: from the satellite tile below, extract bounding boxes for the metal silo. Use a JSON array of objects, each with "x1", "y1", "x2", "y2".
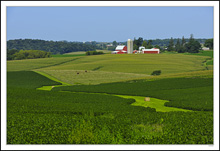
[{"x1": 127, "y1": 39, "x2": 133, "y2": 54}]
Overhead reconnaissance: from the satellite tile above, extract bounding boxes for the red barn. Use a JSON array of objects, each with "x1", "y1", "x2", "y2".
[
  {"x1": 111, "y1": 45, "x2": 127, "y2": 54},
  {"x1": 142, "y1": 48, "x2": 160, "y2": 54},
  {"x1": 115, "y1": 45, "x2": 127, "y2": 52}
]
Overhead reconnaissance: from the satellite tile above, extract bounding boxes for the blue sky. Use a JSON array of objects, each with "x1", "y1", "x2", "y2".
[{"x1": 7, "y1": 6, "x2": 213, "y2": 42}]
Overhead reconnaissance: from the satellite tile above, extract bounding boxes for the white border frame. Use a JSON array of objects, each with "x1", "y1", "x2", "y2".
[{"x1": 1, "y1": 1, "x2": 219, "y2": 150}]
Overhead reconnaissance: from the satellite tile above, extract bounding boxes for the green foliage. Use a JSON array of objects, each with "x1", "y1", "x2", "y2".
[
  {"x1": 7, "y1": 39, "x2": 96, "y2": 54},
  {"x1": 53, "y1": 77, "x2": 213, "y2": 111},
  {"x1": 142, "y1": 41, "x2": 148, "y2": 48},
  {"x1": 113, "y1": 41, "x2": 117, "y2": 47},
  {"x1": 7, "y1": 49, "x2": 19, "y2": 60},
  {"x1": 162, "y1": 35, "x2": 202, "y2": 53},
  {"x1": 12, "y1": 50, "x2": 51, "y2": 60},
  {"x1": 204, "y1": 38, "x2": 213, "y2": 49},
  {"x1": 167, "y1": 37, "x2": 174, "y2": 51},
  {"x1": 181, "y1": 36, "x2": 186, "y2": 46},
  {"x1": 133, "y1": 37, "x2": 143, "y2": 49},
  {"x1": 107, "y1": 46, "x2": 116, "y2": 51},
  {"x1": 151, "y1": 70, "x2": 161, "y2": 75},
  {"x1": 133, "y1": 44, "x2": 138, "y2": 50},
  {"x1": 150, "y1": 38, "x2": 207, "y2": 47},
  {"x1": 175, "y1": 38, "x2": 181, "y2": 52},
  {"x1": 184, "y1": 35, "x2": 201, "y2": 53},
  {"x1": 86, "y1": 51, "x2": 104, "y2": 55}
]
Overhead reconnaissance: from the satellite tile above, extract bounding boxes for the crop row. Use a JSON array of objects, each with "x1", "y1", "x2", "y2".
[
  {"x1": 7, "y1": 87, "x2": 213, "y2": 144},
  {"x1": 53, "y1": 77, "x2": 213, "y2": 111},
  {"x1": 7, "y1": 71, "x2": 213, "y2": 144}
]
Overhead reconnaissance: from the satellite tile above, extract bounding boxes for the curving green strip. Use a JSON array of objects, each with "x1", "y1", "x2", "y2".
[
  {"x1": 114, "y1": 95, "x2": 192, "y2": 112},
  {"x1": 37, "y1": 84, "x2": 192, "y2": 112}
]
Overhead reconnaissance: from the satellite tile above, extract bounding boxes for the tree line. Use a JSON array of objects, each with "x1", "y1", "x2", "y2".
[
  {"x1": 167, "y1": 35, "x2": 213, "y2": 53},
  {"x1": 7, "y1": 49, "x2": 51, "y2": 60},
  {"x1": 129, "y1": 35, "x2": 213, "y2": 53},
  {"x1": 7, "y1": 39, "x2": 96, "y2": 54},
  {"x1": 85, "y1": 51, "x2": 104, "y2": 55}
]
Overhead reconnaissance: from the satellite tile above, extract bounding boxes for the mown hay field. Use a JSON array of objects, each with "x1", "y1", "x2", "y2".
[
  {"x1": 39, "y1": 54, "x2": 208, "y2": 74},
  {"x1": 17, "y1": 53, "x2": 211, "y2": 85},
  {"x1": 7, "y1": 57, "x2": 78, "y2": 71}
]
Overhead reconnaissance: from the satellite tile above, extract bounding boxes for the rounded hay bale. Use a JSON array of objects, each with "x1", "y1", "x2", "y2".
[{"x1": 144, "y1": 97, "x2": 150, "y2": 101}]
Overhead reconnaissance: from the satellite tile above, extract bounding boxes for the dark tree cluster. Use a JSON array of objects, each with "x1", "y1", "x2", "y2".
[
  {"x1": 167, "y1": 34, "x2": 202, "y2": 53},
  {"x1": 85, "y1": 51, "x2": 104, "y2": 55},
  {"x1": 150, "y1": 38, "x2": 207, "y2": 47},
  {"x1": 204, "y1": 38, "x2": 213, "y2": 50},
  {"x1": 7, "y1": 49, "x2": 51, "y2": 60},
  {"x1": 7, "y1": 39, "x2": 96, "y2": 54}
]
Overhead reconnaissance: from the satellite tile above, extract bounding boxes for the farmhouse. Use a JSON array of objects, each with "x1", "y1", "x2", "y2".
[{"x1": 202, "y1": 47, "x2": 210, "y2": 51}]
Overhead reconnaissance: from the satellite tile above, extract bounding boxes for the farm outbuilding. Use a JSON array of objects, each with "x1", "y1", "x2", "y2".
[
  {"x1": 139, "y1": 46, "x2": 145, "y2": 50},
  {"x1": 202, "y1": 47, "x2": 210, "y2": 51},
  {"x1": 142, "y1": 48, "x2": 160, "y2": 54}
]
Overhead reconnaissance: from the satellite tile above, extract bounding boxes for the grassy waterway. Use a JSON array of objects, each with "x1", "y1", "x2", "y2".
[{"x1": 37, "y1": 85, "x2": 192, "y2": 112}]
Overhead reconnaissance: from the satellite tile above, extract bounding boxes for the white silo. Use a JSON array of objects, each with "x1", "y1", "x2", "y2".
[{"x1": 127, "y1": 39, "x2": 133, "y2": 54}]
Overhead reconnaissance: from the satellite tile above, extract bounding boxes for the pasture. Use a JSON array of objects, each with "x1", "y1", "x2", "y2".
[{"x1": 6, "y1": 52, "x2": 214, "y2": 144}]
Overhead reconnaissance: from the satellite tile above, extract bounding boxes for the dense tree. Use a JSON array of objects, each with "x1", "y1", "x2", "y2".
[
  {"x1": 9, "y1": 50, "x2": 51, "y2": 60},
  {"x1": 184, "y1": 34, "x2": 201, "y2": 53},
  {"x1": 167, "y1": 37, "x2": 175, "y2": 51},
  {"x1": 7, "y1": 49, "x2": 19, "y2": 60},
  {"x1": 142, "y1": 41, "x2": 148, "y2": 49},
  {"x1": 181, "y1": 36, "x2": 186, "y2": 46},
  {"x1": 133, "y1": 37, "x2": 143, "y2": 49},
  {"x1": 133, "y1": 44, "x2": 139, "y2": 50},
  {"x1": 137, "y1": 37, "x2": 143, "y2": 47},
  {"x1": 113, "y1": 41, "x2": 117, "y2": 47},
  {"x1": 85, "y1": 51, "x2": 104, "y2": 55},
  {"x1": 146, "y1": 40, "x2": 153, "y2": 49},
  {"x1": 175, "y1": 38, "x2": 181, "y2": 52},
  {"x1": 149, "y1": 38, "x2": 206, "y2": 47},
  {"x1": 204, "y1": 38, "x2": 213, "y2": 49},
  {"x1": 7, "y1": 39, "x2": 96, "y2": 55},
  {"x1": 107, "y1": 46, "x2": 115, "y2": 51},
  {"x1": 154, "y1": 45, "x2": 161, "y2": 49}
]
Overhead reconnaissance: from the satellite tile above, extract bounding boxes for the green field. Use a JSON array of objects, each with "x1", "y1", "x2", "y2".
[
  {"x1": 6, "y1": 52, "x2": 214, "y2": 144},
  {"x1": 31, "y1": 53, "x2": 210, "y2": 85},
  {"x1": 38, "y1": 54, "x2": 208, "y2": 74},
  {"x1": 53, "y1": 77, "x2": 213, "y2": 111}
]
